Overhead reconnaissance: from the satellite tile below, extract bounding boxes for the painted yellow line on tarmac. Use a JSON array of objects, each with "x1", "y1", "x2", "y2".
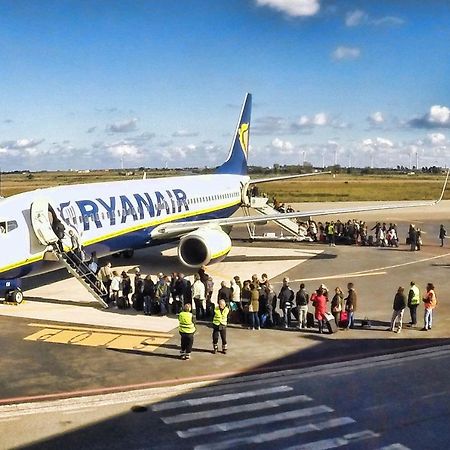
[
  {"x1": 24, "y1": 324, "x2": 173, "y2": 353},
  {"x1": 27, "y1": 323, "x2": 173, "y2": 338}
]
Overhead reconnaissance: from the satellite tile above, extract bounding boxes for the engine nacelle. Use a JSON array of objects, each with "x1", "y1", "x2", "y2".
[{"x1": 178, "y1": 227, "x2": 232, "y2": 268}]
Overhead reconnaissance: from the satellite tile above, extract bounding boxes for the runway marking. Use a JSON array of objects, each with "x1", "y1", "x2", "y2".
[
  {"x1": 290, "y1": 251, "x2": 450, "y2": 283},
  {"x1": 166, "y1": 394, "x2": 313, "y2": 425},
  {"x1": 378, "y1": 444, "x2": 411, "y2": 450},
  {"x1": 289, "y1": 271, "x2": 386, "y2": 283},
  {"x1": 194, "y1": 417, "x2": 355, "y2": 450},
  {"x1": 152, "y1": 385, "x2": 293, "y2": 411},
  {"x1": 178, "y1": 405, "x2": 333, "y2": 438},
  {"x1": 24, "y1": 324, "x2": 173, "y2": 353},
  {"x1": 27, "y1": 323, "x2": 173, "y2": 338},
  {"x1": 285, "y1": 429, "x2": 380, "y2": 450}
]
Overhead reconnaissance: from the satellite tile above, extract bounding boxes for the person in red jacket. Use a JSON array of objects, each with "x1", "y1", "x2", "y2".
[{"x1": 310, "y1": 286, "x2": 328, "y2": 334}]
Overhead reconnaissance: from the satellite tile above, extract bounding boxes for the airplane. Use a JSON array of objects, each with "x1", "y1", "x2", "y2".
[{"x1": 0, "y1": 93, "x2": 448, "y2": 305}]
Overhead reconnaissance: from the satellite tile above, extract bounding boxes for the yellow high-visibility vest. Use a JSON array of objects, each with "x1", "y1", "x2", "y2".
[
  {"x1": 409, "y1": 285, "x2": 420, "y2": 305},
  {"x1": 178, "y1": 311, "x2": 196, "y2": 334},
  {"x1": 213, "y1": 306, "x2": 229, "y2": 326}
]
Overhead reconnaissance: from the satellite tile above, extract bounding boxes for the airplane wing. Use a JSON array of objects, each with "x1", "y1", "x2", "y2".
[
  {"x1": 151, "y1": 171, "x2": 449, "y2": 239},
  {"x1": 249, "y1": 171, "x2": 330, "y2": 184}
]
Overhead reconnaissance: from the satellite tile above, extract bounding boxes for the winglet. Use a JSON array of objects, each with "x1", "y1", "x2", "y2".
[
  {"x1": 216, "y1": 93, "x2": 252, "y2": 175},
  {"x1": 434, "y1": 169, "x2": 449, "y2": 204}
]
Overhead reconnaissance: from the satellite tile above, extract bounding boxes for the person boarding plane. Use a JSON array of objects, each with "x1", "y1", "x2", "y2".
[{"x1": 0, "y1": 93, "x2": 448, "y2": 306}]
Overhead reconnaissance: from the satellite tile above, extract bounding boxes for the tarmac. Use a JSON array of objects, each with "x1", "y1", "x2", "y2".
[{"x1": 0, "y1": 200, "x2": 449, "y2": 406}]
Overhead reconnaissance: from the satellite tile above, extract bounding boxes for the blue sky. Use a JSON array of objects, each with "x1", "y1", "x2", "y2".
[{"x1": 0, "y1": 0, "x2": 449, "y2": 170}]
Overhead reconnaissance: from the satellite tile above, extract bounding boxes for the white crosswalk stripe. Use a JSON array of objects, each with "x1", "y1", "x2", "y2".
[
  {"x1": 178, "y1": 405, "x2": 333, "y2": 438},
  {"x1": 151, "y1": 380, "x2": 410, "y2": 450},
  {"x1": 378, "y1": 445, "x2": 411, "y2": 450},
  {"x1": 164, "y1": 394, "x2": 312, "y2": 425},
  {"x1": 284, "y1": 430, "x2": 380, "y2": 450},
  {"x1": 152, "y1": 385, "x2": 292, "y2": 411},
  {"x1": 194, "y1": 417, "x2": 356, "y2": 450}
]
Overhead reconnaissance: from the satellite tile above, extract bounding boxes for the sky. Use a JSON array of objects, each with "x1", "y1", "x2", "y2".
[{"x1": 0, "y1": 0, "x2": 449, "y2": 171}]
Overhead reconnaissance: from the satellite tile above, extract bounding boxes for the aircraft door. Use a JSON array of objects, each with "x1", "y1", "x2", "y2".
[
  {"x1": 241, "y1": 181, "x2": 250, "y2": 206},
  {"x1": 30, "y1": 198, "x2": 59, "y2": 246}
]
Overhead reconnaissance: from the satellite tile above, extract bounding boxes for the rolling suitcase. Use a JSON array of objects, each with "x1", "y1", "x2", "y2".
[
  {"x1": 324, "y1": 312, "x2": 338, "y2": 334},
  {"x1": 117, "y1": 296, "x2": 129, "y2": 309},
  {"x1": 306, "y1": 312, "x2": 315, "y2": 328},
  {"x1": 339, "y1": 310, "x2": 348, "y2": 328}
]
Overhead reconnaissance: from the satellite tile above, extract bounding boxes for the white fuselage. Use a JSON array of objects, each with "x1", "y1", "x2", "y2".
[{"x1": 0, "y1": 173, "x2": 248, "y2": 279}]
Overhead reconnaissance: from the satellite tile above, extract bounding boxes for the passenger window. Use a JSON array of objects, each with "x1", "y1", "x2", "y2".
[{"x1": 0, "y1": 221, "x2": 6, "y2": 234}]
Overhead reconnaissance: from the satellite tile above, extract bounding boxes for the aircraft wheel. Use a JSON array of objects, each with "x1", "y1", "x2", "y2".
[{"x1": 9, "y1": 289, "x2": 24, "y2": 304}]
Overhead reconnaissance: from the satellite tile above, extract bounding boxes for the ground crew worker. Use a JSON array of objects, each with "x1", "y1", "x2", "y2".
[
  {"x1": 212, "y1": 299, "x2": 229, "y2": 354},
  {"x1": 327, "y1": 221, "x2": 335, "y2": 247},
  {"x1": 178, "y1": 303, "x2": 196, "y2": 360},
  {"x1": 407, "y1": 281, "x2": 420, "y2": 327}
]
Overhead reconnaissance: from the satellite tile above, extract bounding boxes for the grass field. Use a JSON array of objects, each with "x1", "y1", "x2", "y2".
[
  {"x1": 259, "y1": 174, "x2": 448, "y2": 202},
  {"x1": 0, "y1": 171, "x2": 447, "y2": 202}
]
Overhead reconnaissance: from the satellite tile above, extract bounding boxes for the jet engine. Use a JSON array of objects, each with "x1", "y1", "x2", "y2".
[{"x1": 178, "y1": 227, "x2": 232, "y2": 268}]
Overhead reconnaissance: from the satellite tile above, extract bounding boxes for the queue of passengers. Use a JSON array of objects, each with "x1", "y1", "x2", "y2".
[
  {"x1": 294, "y1": 219, "x2": 402, "y2": 247},
  {"x1": 92, "y1": 262, "x2": 358, "y2": 333},
  {"x1": 92, "y1": 259, "x2": 438, "y2": 339}
]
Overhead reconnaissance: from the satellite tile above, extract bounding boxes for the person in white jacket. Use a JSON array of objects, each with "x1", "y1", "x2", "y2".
[
  {"x1": 230, "y1": 278, "x2": 241, "y2": 304},
  {"x1": 192, "y1": 274, "x2": 206, "y2": 320}
]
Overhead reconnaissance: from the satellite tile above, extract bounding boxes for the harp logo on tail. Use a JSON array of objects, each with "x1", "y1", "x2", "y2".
[{"x1": 238, "y1": 123, "x2": 249, "y2": 159}]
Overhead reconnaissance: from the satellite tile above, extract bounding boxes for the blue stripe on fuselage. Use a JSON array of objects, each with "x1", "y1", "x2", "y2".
[{"x1": 1, "y1": 203, "x2": 240, "y2": 280}]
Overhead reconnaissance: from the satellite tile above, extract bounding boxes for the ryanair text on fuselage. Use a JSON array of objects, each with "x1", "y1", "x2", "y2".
[{"x1": 58, "y1": 189, "x2": 189, "y2": 231}]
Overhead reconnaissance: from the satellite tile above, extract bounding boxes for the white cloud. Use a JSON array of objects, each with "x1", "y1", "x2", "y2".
[
  {"x1": 332, "y1": 46, "x2": 361, "y2": 61},
  {"x1": 345, "y1": 9, "x2": 404, "y2": 27},
  {"x1": 409, "y1": 105, "x2": 450, "y2": 129},
  {"x1": 106, "y1": 118, "x2": 138, "y2": 133},
  {"x1": 368, "y1": 111, "x2": 385, "y2": 125},
  {"x1": 372, "y1": 16, "x2": 404, "y2": 26},
  {"x1": 172, "y1": 130, "x2": 199, "y2": 138},
  {"x1": 255, "y1": 0, "x2": 320, "y2": 17},
  {"x1": 312, "y1": 112, "x2": 328, "y2": 126},
  {"x1": 428, "y1": 133, "x2": 446, "y2": 145},
  {"x1": 429, "y1": 105, "x2": 450, "y2": 125},
  {"x1": 0, "y1": 138, "x2": 44, "y2": 150},
  {"x1": 104, "y1": 140, "x2": 142, "y2": 158},
  {"x1": 297, "y1": 115, "x2": 310, "y2": 126},
  {"x1": 271, "y1": 138, "x2": 294, "y2": 154},
  {"x1": 295, "y1": 112, "x2": 328, "y2": 128},
  {"x1": 376, "y1": 137, "x2": 394, "y2": 147},
  {"x1": 292, "y1": 112, "x2": 349, "y2": 131},
  {"x1": 345, "y1": 9, "x2": 367, "y2": 27},
  {"x1": 362, "y1": 137, "x2": 394, "y2": 148}
]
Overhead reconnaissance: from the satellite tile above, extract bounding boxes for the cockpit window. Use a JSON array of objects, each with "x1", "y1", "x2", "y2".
[
  {"x1": 7, "y1": 220, "x2": 18, "y2": 231},
  {"x1": 0, "y1": 220, "x2": 18, "y2": 234}
]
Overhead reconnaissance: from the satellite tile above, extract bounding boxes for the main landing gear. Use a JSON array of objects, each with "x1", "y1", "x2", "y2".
[{"x1": 0, "y1": 280, "x2": 24, "y2": 305}]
